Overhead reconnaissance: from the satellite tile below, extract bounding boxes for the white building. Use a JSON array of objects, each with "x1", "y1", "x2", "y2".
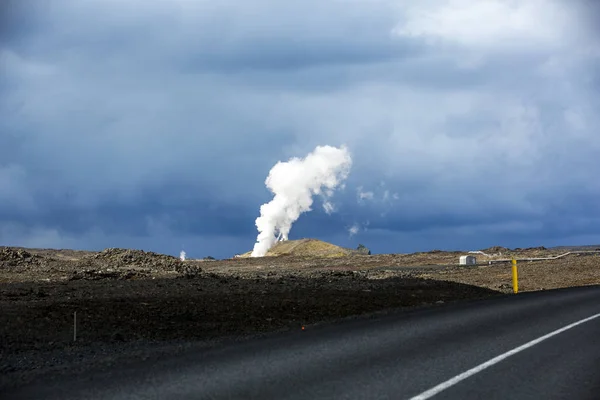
[{"x1": 459, "y1": 255, "x2": 477, "y2": 265}]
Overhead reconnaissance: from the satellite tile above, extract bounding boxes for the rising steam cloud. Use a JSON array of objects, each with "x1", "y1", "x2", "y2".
[{"x1": 251, "y1": 145, "x2": 352, "y2": 257}]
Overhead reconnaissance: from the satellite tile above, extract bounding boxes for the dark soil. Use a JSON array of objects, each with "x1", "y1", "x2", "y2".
[
  {"x1": 1, "y1": 273, "x2": 496, "y2": 349},
  {"x1": 0, "y1": 247, "x2": 499, "y2": 390}
]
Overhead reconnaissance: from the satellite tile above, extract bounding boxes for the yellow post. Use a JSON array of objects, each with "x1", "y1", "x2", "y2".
[{"x1": 512, "y1": 259, "x2": 518, "y2": 294}]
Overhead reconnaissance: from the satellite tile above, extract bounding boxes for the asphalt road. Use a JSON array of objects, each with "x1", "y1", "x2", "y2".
[{"x1": 5, "y1": 285, "x2": 600, "y2": 400}]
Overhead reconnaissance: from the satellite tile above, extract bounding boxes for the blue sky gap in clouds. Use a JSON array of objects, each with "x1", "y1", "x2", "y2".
[{"x1": 1, "y1": 0, "x2": 599, "y2": 259}]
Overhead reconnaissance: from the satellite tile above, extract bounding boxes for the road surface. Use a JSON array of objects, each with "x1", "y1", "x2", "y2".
[{"x1": 4, "y1": 285, "x2": 600, "y2": 400}]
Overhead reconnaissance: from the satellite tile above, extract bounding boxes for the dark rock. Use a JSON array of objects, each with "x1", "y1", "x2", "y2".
[
  {"x1": 174, "y1": 264, "x2": 203, "y2": 277},
  {"x1": 111, "y1": 332, "x2": 125, "y2": 342}
]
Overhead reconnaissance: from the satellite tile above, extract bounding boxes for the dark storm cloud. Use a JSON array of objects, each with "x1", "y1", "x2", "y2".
[{"x1": 0, "y1": 0, "x2": 599, "y2": 257}]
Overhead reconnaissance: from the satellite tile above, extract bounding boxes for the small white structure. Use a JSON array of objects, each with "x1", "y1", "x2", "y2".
[{"x1": 459, "y1": 255, "x2": 477, "y2": 265}]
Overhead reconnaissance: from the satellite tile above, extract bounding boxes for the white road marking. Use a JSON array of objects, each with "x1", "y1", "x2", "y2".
[{"x1": 410, "y1": 311, "x2": 600, "y2": 400}]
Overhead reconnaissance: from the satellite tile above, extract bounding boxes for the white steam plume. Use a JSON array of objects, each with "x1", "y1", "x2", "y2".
[
  {"x1": 179, "y1": 250, "x2": 186, "y2": 261},
  {"x1": 251, "y1": 145, "x2": 352, "y2": 257}
]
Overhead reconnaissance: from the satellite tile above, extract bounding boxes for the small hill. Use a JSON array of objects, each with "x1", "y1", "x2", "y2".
[{"x1": 239, "y1": 239, "x2": 363, "y2": 258}]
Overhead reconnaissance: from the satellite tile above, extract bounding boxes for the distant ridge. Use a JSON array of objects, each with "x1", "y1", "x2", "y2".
[{"x1": 550, "y1": 244, "x2": 600, "y2": 251}]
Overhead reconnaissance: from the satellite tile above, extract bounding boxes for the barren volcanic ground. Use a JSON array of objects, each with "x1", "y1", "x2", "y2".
[{"x1": 1, "y1": 241, "x2": 599, "y2": 390}]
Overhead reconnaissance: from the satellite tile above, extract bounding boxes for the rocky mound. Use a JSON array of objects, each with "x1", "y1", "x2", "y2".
[
  {"x1": 0, "y1": 248, "x2": 44, "y2": 268},
  {"x1": 524, "y1": 246, "x2": 547, "y2": 251},
  {"x1": 238, "y1": 239, "x2": 368, "y2": 258},
  {"x1": 482, "y1": 246, "x2": 510, "y2": 253},
  {"x1": 86, "y1": 248, "x2": 181, "y2": 268},
  {"x1": 74, "y1": 248, "x2": 202, "y2": 280}
]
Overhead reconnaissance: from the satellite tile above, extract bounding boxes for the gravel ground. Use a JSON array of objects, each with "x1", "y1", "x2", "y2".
[{"x1": 420, "y1": 253, "x2": 600, "y2": 292}]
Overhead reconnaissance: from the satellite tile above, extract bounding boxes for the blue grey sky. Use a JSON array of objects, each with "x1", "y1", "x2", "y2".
[{"x1": 1, "y1": 0, "x2": 599, "y2": 259}]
